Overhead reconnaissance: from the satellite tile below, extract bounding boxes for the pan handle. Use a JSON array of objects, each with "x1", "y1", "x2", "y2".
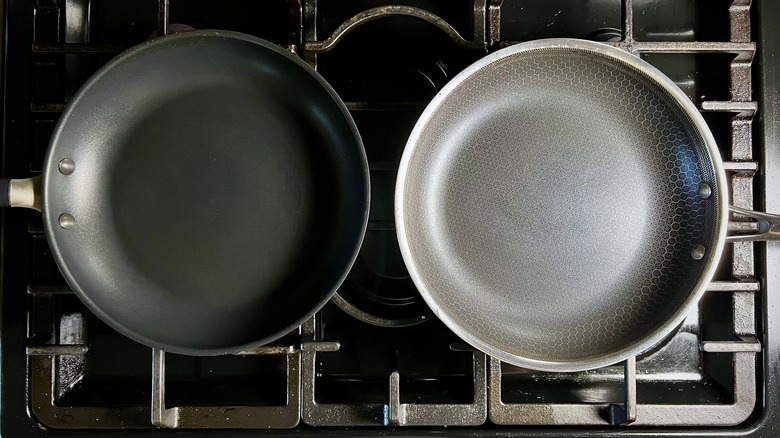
[
  {"x1": 0, "y1": 176, "x2": 42, "y2": 212},
  {"x1": 726, "y1": 206, "x2": 780, "y2": 242}
]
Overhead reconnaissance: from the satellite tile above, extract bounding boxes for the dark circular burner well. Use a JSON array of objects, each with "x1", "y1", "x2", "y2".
[
  {"x1": 331, "y1": 56, "x2": 449, "y2": 327},
  {"x1": 334, "y1": 231, "x2": 432, "y2": 327}
]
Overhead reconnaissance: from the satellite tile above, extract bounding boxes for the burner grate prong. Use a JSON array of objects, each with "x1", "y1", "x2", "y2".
[{"x1": 609, "y1": 357, "x2": 637, "y2": 426}]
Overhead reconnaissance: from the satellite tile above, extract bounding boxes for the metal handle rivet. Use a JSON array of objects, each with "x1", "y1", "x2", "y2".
[
  {"x1": 697, "y1": 183, "x2": 712, "y2": 199},
  {"x1": 59, "y1": 213, "x2": 76, "y2": 230},
  {"x1": 58, "y1": 158, "x2": 76, "y2": 175},
  {"x1": 691, "y1": 245, "x2": 706, "y2": 260}
]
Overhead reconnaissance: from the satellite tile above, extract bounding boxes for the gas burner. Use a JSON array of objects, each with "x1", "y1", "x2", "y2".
[
  {"x1": 328, "y1": 54, "x2": 448, "y2": 327},
  {"x1": 334, "y1": 231, "x2": 432, "y2": 327}
]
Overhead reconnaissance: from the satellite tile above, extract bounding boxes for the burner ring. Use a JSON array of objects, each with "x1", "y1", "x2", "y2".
[
  {"x1": 333, "y1": 230, "x2": 433, "y2": 327},
  {"x1": 331, "y1": 291, "x2": 431, "y2": 327}
]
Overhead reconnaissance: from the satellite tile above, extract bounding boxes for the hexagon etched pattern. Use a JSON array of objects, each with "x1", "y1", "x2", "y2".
[{"x1": 400, "y1": 48, "x2": 718, "y2": 365}]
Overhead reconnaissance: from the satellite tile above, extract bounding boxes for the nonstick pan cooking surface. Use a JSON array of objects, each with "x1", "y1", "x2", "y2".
[{"x1": 41, "y1": 30, "x2": 369, "y2": 355}]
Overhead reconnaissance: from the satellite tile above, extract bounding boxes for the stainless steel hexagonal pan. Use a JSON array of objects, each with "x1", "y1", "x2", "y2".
[
  {"x1": 0, "y1": 30, "x2": 369, "y2": 356},
  {"x1": 395, "y1": 39, "x2": 779, "y2": 372}
]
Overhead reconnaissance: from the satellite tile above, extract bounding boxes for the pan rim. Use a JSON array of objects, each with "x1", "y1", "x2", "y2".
[
  {"x1": 395, "y1": 38, "x2": 729, "y2": 372},
  {"x1": 42, "y1": 29, "x2": 370, "y2": 356}
]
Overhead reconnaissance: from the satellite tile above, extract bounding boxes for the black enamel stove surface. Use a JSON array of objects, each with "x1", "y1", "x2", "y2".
[{"x1": 1, "y1": 0, "x2": 779, "y2": 436}]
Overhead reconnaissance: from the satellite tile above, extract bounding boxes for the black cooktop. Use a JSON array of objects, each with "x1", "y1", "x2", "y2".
[{"x1": 2, "y1": 0, "x2": 779, "y2": 436}]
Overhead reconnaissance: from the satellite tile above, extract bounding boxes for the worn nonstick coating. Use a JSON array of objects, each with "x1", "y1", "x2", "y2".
[
  {"x1": 396, "y1": 39, "x2": 728, "y2": 372},
  {"x1": 43, "y1": 30, "x2": 369, "y2": 355}
]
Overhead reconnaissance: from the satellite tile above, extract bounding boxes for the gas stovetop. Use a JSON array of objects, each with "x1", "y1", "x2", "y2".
[{"x1": 2, "y1": 0, "x2": 779, "y2": 436}]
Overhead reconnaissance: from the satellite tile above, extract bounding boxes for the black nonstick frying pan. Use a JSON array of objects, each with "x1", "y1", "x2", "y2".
[
  {"x1": 0, "y1": 30, "x2": 369, "y2": 355},
  {"x1": 396, "y1": 39, "x2": 779, "y2": 372}
]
